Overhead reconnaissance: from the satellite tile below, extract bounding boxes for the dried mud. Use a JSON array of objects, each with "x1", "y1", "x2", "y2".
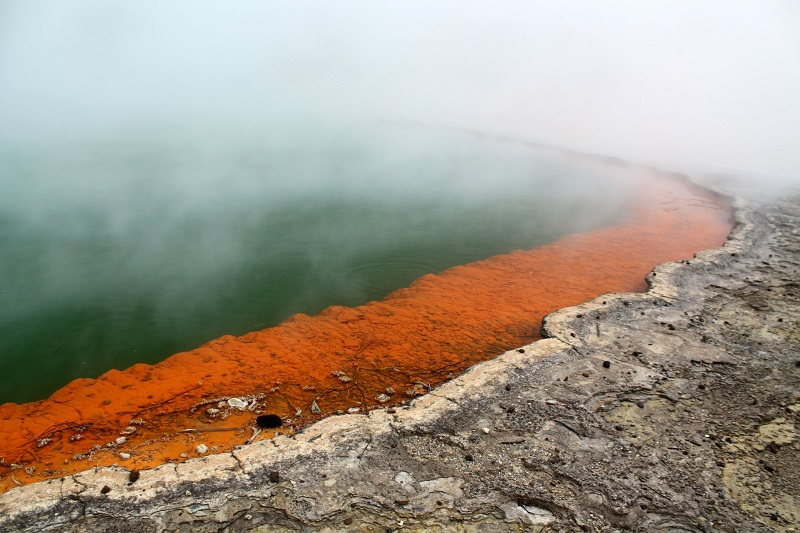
[{"x1": 2, "y1": 170, "x2": 797, "y2": 532}]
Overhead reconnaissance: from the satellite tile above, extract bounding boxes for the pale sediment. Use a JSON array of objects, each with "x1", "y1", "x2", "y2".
[{"x1": 1, "y1": 177, "x2": 798, "y2": 532}]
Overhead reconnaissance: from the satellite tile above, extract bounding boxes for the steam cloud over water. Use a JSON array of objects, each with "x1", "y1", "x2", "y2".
[
  {"x1": 0, "y1": 1, "x2": 798, "y2": 402},
  {"x1": 0, "y1": 127, "x2": 631, "y2": 403},
  {"x1": 1, "y1": 1, "x2": 798, "y2": 182}
]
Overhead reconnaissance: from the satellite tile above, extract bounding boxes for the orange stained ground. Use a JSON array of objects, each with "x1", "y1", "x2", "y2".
[{"x1": 0, "y1": 169, "x2": 732, "y2": 493}]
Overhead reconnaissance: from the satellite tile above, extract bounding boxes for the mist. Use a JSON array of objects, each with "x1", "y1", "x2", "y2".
[
  {"x1": 1, "y1": 1, "x2": 799, "y2": 182},
  {"x1": 1, "y1": 1, "x2": 798, "y2": 402}
]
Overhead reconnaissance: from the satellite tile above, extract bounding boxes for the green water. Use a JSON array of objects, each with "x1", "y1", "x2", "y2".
[{"x1": 0, "y1": 126, "x2": 631, "y2": 404}]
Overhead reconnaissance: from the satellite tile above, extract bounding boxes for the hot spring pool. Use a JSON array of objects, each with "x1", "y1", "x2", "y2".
[{"x1": 0, "y1": 125, "x2": 631, "y2": 404}]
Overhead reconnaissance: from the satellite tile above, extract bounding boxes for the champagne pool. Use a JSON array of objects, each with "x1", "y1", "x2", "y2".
[
  {"x1": 0, "y1": 126, "x2": 629, "y2": 404},
  {"x1": 0, "y1": 125, "x2": 733, "y2": 492}
]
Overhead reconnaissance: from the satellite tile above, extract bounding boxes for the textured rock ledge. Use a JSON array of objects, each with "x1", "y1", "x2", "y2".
[{"x1": 1, "y1": 178, "x2": 798, "y2": 532}]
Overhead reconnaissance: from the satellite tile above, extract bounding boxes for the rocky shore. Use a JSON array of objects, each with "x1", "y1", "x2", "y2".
[{"x1": 1, "y1": 176, "x2": 798, "y2": 532}]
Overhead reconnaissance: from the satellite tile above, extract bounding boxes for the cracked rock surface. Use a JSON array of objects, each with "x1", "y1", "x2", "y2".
[{"x1": 1, "y1": 179, "x2": 798, "y2": 532}]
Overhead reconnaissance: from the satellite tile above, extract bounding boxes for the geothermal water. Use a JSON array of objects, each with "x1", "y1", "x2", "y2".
[
  {"x1": 0, "y1": 127, "x2": 628, "y2": 404},
  {"x1": 0, "y1": 127, "x2": 732, "y2": 492}
]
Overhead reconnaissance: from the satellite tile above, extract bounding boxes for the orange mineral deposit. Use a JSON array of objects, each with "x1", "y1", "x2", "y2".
[{"x1": 0, "y1": 168, "x2": 732, "y2": 493}]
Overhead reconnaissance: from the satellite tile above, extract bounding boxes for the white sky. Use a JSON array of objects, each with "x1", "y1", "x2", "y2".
[{"x1": 1, "y1": 1, "x2": 799, "y2": 183}]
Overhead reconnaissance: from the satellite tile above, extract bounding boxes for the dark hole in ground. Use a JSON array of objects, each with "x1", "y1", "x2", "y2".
[{"x1": 256, "y1": 414, "x2": 282, "y2": 429}]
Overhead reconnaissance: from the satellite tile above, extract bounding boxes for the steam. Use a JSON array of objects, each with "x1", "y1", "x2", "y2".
[
  {"x1": 1, "y1": 1, "x2": 799, "y2": 183},
  {"x1": 1, "y1": 1, "x2": 798, "y2": 401}
]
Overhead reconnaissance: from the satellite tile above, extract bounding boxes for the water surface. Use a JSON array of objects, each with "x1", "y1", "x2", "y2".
[{"x1": 0, "y1": 126, "x2": 630, "y2": 403}]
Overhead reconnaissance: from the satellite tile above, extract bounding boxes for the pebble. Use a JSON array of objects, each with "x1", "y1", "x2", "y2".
[
  {"x1": 603, "y1": 361, "x2": 611, "y2": 368},
  {"x1": 119, "y1": 452, "x2": 131, "y2": 460},
  {"x1": 227, "y1": 398, "x2": 248, "y2": 409},
  {"x1": 269, "y1": 471, "x2": 281, "y2": 483},
  {"x1": 481, "y1": 427, "x2": 490, "y2": 434},
  {"x1": 196, "y1": 444, "x2": 208, "y2": 454}
]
